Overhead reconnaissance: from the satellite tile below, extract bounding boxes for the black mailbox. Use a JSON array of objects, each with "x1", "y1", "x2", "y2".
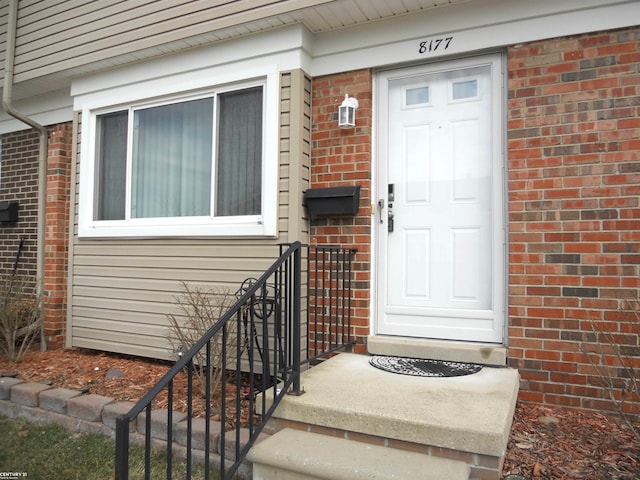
[
  {"x1": 303, "y1": 186, "x2": 360, "y2": 217},
  {"x1": 0, "y1": 201, "x2": 18, "y2": 223}
]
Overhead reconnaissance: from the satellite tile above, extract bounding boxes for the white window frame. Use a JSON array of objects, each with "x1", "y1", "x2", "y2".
[{"x1": 78, "y1": 73, "x2": 279, "y2": 238}]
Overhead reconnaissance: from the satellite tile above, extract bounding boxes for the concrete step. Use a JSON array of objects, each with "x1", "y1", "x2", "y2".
[
  {"x1": 248, "y1": 428, "x2": 470, "y2": 480},
  {"x1": 262, "y1": 353, "x2": 519, "y2": 479},
  {"x1": 367, "y1": 336, "x2": 507, "y2": 367}
]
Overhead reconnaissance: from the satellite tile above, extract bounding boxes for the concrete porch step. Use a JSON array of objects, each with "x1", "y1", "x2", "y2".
[
  {"x1": 261, "y1": 353, "x2": 519, "y2": 479},
  {"x1": 248, "y1": 428, "x2": 471, "y2": 480}
]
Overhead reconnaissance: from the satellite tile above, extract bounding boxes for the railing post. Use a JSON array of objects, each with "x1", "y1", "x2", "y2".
[
  {"x1": 115, "y1": 414, "x2": 129, "y2": 480},
  {"x1": 291, "y1": 243, "x2": 303, "y2": 395}
]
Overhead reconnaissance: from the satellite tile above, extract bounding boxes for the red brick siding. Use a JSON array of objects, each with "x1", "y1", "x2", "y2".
[
  {"x1": 507, "y1": 27, "x2": 640, "y2": 415},
  {"x1": 310, "y1": 70, "x2": 373, "y2": 352},
  {"x1": 44, "y1": 123, "x2": 73, "y2": 348}
]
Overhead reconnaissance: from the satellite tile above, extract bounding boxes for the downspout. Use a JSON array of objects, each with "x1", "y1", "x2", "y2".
[{"x1": 3, "y1": 0, "x2": 48, "y2": 349}]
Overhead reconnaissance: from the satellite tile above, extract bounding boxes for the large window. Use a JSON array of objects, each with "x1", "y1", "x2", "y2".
[{"x1": 80, "y1": 80, "x2": 276, "y2": 237}]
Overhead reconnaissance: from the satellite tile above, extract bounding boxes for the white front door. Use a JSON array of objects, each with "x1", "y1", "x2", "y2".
[{"x1": 376, "y1": 55, "x2": 505, "y2": 343}]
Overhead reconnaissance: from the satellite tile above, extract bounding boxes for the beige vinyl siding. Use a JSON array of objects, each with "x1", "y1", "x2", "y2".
[
  {"x1": 0, "y1": 2, "x2": 7, "y2": 76},
  {"x1": 280, "y1": 69, "x2": 311, "y2": 358},
  {"x1": 68, "y1": 70, "x2": 311, "y2": 360},
  {"x1": 280, "y1": 69, "x2": 311, "y2": 239},
  {"x1": 7, "y1": 0, "x2": 330, "y2": 84},
  {"x1": 70, "y1": 240, "x2": 283, "y2": 359}
]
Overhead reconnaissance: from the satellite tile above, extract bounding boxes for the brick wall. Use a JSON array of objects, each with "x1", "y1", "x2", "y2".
[
  {"x1": 0, "y1": 129, "x2": 40, "y2": 283},
  {"x1": 43, "y1": 123, "x2": 73, "y2": 348},
  {"x1": 310, "y1": 70, "x2": 373, "y2": 352},
  {"x1": 0, "y1": 124, "x2": 73, "y2": 350},
  {"x1": 507, "y1": 27, "x2": 640, "y2": 415}
]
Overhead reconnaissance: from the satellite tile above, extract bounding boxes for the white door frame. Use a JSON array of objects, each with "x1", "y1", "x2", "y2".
[{"x1": 373, "y1": 53, "x2": 506, "y2": 344}]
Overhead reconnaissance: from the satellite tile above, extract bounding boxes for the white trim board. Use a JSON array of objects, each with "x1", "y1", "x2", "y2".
[
  {"x1": 308, "y1": 0, "x2": 640, "y2": 76},
  {"x1": 0, "y1": 89, "x2": 72, "y2": 135},
  {"x1": 71, "y1": 24, "x2": 309, "y2": 104}
]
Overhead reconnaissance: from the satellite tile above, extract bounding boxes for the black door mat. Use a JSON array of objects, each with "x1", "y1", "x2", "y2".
[{"x1": 369, "y1": 355, "x2": 482, "y2": 377}]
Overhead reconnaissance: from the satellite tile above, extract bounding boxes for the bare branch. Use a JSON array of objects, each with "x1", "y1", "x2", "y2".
[
  {"x1": 0, "y1": 273, "x2": 42, "y2": 363},
  {"x1": 166, "y1": 281, "x2": 244, "y2": 397},
  {"x1": 581, "y1": 300, "x2": 640, "y2": 442}
]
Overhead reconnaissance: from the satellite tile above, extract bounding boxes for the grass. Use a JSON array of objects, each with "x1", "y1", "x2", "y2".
[{"x1": 0, "y1": 415, "x2": 219, "y2": 480}]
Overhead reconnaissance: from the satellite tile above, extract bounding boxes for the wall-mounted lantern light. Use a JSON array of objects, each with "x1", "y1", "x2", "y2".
[{"x1": 338, "y1": 94, "x2": 359, "y2": 128}]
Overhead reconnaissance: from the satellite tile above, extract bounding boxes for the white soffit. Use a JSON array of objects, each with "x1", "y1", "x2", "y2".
[{"x1": 291, "y1": 0, "x2": 470, "y2": 32}]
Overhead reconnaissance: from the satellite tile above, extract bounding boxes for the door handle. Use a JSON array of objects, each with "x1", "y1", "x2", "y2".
[{"x1": 378, "y1": 199, "x2": 395, "y2": 231}]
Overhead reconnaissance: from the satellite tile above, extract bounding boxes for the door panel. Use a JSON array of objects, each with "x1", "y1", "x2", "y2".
[
  {"x1": 404, "y1": 229, "x2": 430, "y2": 298},
  {"x1": 377, "y1": 55, "x2": 504, "y2": 343}
]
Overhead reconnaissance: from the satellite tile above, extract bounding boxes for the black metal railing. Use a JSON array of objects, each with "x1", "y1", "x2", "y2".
[
  {"x1": 114, "y1": 242, "x2": 357, "y2": 480},
  {"x1": 306, "y1": 244, "x2": 357, "y2": 364}
]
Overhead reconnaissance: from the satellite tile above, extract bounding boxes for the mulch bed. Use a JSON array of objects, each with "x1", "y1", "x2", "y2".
[
  {"x1": 2, "y1": 348, "x2": 639, "y2": 479},
  {"x1": 0, "y1": 348, "x2": 253, "y2": 427},
  {"x1": 503, "y1": 403, "x2": 639, "y2": 479}
]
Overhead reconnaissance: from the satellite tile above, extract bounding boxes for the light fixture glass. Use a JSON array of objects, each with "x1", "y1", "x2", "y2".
[{"x1": 338, "y1": 94, "x2": 359, "y2": 128}]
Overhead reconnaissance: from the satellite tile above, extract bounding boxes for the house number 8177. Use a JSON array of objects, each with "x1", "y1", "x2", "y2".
[{"x1": 418, "y1": 37, "x2": 453, "y2": 54}]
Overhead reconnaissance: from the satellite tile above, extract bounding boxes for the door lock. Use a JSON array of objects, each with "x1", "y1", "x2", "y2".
[
  {"x1": 379, "y1": 185, "x2": 395, "y2": 231},
  {"x1": 387, "y1": 184, "x2": 394, "y2": 233}
]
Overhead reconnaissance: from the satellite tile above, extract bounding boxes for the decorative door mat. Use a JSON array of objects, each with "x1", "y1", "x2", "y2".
[{"x1": 369, "y1": 356, "x2": 482, "y2": 377}]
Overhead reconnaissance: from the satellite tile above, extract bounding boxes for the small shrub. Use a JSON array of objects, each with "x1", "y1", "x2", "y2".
[
  {"x1": 167, "y1": 281, "x2": 244, "y2": 398},
  {"x1": 582, "y1": 300, "x2": 640, "y2": 441},
  {"x1": 0, "y1": 273, "x2": 42, "y2": 363}
]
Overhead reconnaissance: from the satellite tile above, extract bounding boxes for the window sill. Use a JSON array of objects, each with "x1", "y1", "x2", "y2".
[{"x1": 78, "y1": 216, "x2": 276, "y2": 239}]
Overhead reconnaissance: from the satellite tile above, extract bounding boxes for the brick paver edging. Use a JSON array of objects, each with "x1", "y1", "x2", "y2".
[{"x1": 0, "y1": 377, "x2": 258, "y2": 479}]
